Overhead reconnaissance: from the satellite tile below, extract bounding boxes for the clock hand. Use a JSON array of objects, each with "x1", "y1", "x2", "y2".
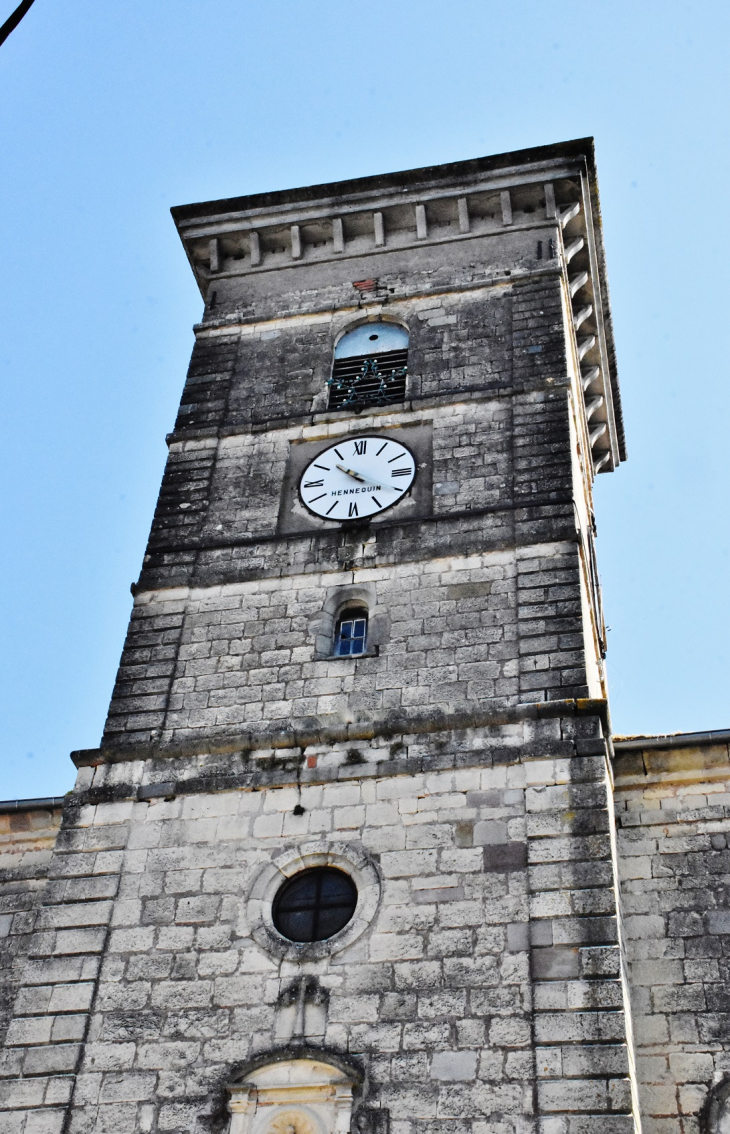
[
  {"x1": 335, "y1": 462, "x2": 405, "y2": 490},
  {"x1": 335, "y1": 462, "x2": 367, "y2": 483},
  {"x1": 335, "y1": 462, "x2": 398, "y2": 490}
]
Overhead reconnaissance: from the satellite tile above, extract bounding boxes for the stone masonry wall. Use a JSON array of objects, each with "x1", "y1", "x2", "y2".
[
  {"x1": 614, "y1": 738, "x2": 730, "y2": 1134},
  {"x1": 175, "y1": 224, "x2": 564, "y2": 429},
  {"x1": 103, "y1": 542, "x2": 588, "y2": 751},
  {"x1": 102, "y1": 268, "x2": 582, "y2": 751},
  {"x1": 141, "y1": 274, "x2": 570, "y2": 586},
  {"x1": 0, "y1": 150, "x2": 632, "y2": 1134},
  {"x1": 174, "y1": 283, "x2": 514, "y2": 438},
  {"x1": 0, "y1": 722, "x2": 631, "y2": 1134},
  {"x1": 0, "y1": 807, "x2": 63, "y2": 1047}
]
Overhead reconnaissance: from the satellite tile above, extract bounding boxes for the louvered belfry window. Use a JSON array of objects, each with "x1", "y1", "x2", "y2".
[{"x1": 328, "y1": 322, "x2": 408, "y2": 411}]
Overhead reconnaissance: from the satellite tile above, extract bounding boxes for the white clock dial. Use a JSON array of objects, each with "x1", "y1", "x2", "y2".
[{"x1": 299, "y1": 435, "x2": 417, "y2": 521}]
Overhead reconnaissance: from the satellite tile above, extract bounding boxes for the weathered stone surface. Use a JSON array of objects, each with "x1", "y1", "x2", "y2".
[
  {"x1": 0, "y1": 141, "x2": 648, "y2": 1134},
  {"x1": 0, "y1": 808, "x2": 63, "y2": 1046},
  {"x1": 614, "y1": 737, "x2": 730, "y2": 1134}
]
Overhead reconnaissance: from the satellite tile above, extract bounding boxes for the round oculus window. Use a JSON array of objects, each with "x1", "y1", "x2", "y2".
[{"x1": 272, "y1": 867, "x2": 357, "y2": 943}]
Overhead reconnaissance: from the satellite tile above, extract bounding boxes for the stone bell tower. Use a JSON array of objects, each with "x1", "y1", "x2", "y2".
[{"x1": 0, "y1": 139, "x2": 636, "y2": 1134}]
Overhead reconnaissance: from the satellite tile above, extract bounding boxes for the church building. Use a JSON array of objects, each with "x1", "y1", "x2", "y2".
[{"x1": 1, "y1": 138, "x2": 729, "y2": 1134}]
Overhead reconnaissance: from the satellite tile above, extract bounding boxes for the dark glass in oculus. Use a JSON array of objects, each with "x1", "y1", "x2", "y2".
[
  {"x1": 334, "y1": 610, "x2": 367, "y2": 656},
  {"x1": 272, "y1": 867, "x2": 358, "y2": 943}
]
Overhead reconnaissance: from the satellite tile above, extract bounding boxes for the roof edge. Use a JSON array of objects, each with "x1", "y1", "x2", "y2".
[
  {"x1": 171, "y1": 137, "x2": 596, "y2": 223},
  {"x1": 613, "y1": 729, "x2": 730, "y2": 753},
  {"x1": 0, "y1": 796, "x2": 67, "y2": 814}
]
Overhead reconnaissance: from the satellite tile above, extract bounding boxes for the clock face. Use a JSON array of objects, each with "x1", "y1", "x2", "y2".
[{"x1": 299, "y1": 435, "x2": 417, "y2": 521}]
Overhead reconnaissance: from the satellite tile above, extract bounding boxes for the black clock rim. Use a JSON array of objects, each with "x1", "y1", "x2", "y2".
[{"x1": 298, "y1": 434, "x2": 417, "y2": 523}]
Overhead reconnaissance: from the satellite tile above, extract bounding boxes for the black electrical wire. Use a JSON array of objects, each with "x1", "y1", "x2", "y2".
[{"x1": 0, "y1": 0, "x2": 38, "y2": 48}]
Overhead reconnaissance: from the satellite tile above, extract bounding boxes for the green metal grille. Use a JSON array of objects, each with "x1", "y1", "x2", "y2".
[{"x1": 328, "y1": 349, "x2": 408, "y2": 411}]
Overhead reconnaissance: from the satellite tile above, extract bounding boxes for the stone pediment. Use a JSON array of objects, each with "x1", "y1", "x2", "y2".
[{"x1": 228, "y1": 1052, "x2": 362, "y2": 1134}]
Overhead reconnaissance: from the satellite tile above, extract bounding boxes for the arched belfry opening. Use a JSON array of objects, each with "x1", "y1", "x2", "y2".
[
  {"x1": 328, "y1": 322, "x2": 408, "y2": 410},
  {"x1": 227, "y1": 1052, "x2": 362, "y2": 1134}
]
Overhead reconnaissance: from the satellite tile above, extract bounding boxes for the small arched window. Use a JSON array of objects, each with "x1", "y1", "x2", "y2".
[
  {"x1": 328, "y1": 322, "x2": 408, "y2": 411},
  {"x1": 334, "y1": 608, "x2": 368, "y2": 656}
]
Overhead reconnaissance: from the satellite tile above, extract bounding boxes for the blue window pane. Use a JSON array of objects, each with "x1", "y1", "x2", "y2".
[{"x1": 335, "y1": 612, "x2": 368, "y2": 656}]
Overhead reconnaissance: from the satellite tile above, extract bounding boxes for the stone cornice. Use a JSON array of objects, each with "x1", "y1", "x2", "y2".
[
  {"x1": 171, "y1": 140, "x2": 624, "y2": 468},
  {"x1": 171, "y1": 138, "x2": 596, "y2": 227},
  {"x1": 613, "y1": 729, "x2": 730, "y2": 789},
  {"x1": 71, "y1": 696, "x2": 609, "y2": 770}
]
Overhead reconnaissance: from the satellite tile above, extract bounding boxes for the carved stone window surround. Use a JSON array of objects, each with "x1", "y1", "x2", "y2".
[
  {"x1": 308, "y1": 583, "x2": 389, "y2": 661},
  {"x1": 228, "y1": 1053, "x2": 362, "y2": 1134},
  {"x1": 244, "y1": 840, "x2": 382, "y2": 961}
]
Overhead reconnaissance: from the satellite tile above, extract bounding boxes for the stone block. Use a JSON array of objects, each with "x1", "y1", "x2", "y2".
[
  {"x1": 25, "y1": 1112, "x2": 66, "y2": 1134},
  {"x1": 99, "y1": 1072, "x2": 158, "y2": 1103},
  {"x1": 5, "y1": 1016, "x2": 54, "y2": 1046},
  {"x1": 22, "y1": 1044, "x2": 81, "y2": 1076},
  {"x1": 430, "y1": 1050, "x2": 478, "y2": 1081}
]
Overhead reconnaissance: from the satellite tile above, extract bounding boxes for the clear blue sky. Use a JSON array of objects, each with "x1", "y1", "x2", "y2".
[{"x1": 1, "y1": 0, "x2": 728, "y2": 799}]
